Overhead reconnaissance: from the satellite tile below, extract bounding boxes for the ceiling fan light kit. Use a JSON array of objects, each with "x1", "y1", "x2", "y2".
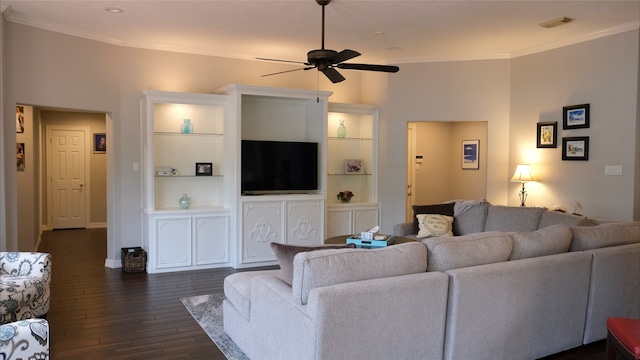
[{"x1": 259, "y1": 0, "x2": 399, "y2": 83}]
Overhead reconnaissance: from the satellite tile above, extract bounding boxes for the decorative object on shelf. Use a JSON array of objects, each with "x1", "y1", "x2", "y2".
[
  {"x1": 337, "y1": 190, "x2": 354, "y2": 202},
  {"x1": 562, "y1": 136, "x2": 589, "y2": 161},
  {"x1": 511, "y1": 164, "x2": 535, "y2": 206},
  {"x1": 196, "y1": 162, "x2": 213, "y2": 176},
  {"x1": 181, "y1": 118, "x2": 193, "y2": 134},
  {"x1": 462, "y1": 139, "x2": 480, "y2": 170},
  {"x1": 155, "y1": 166, "x2": 177, "y2": 176},
  {"x1": 562, "y1": 104, "x2": 590, "y2": 129},
  {"x1": 536, "y1": 122, "x2": 557, "y2": 148},
  {"x1": 178, "y1": 194, "x2": 192, "y2": 209},
  {"x1": 337, "y1": 119, "x2": 346, "y2": 138},
  {"x1": 345, "y1": 159, "x2": 362, "y2": 174}
]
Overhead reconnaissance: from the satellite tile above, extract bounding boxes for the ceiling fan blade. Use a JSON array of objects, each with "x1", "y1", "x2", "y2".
[
  {"x1": 256, "y1": 57, "x2": 308, "y2": 65},
  {"x1": 336, "y1": 63, "x2": 400, "y2": 73},
  {"x1": 261, "y1": 66, "x2": 315, "y2": 77},
  {"x1": 321, "y1": 67, "x2": 346, "y2": 83},
  {"x1": 327, "y1": 49, "x2": 361, "y2": 64}
]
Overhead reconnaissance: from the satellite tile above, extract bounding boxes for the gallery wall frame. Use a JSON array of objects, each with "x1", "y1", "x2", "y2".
[
  {"x1": 562, "y1": 136, "x2": 589, "y2": 161},
  {"x1": 537, "y1": 121, "x2": 557, "y2": 148},
  {"x1": 563, "y1": 104, "x2": 590, "y2": 129},
  {"x1": 93, "y1": 133, "x2": 106, "y2": 153},
  {"x1": 462, "y1": 139, "x2": 480, "y2": 170}
]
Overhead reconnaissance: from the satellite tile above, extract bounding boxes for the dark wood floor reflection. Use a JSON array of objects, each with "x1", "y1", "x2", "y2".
[{"x1": 38, "y1": 228, "x2": 605, "y2": 359}]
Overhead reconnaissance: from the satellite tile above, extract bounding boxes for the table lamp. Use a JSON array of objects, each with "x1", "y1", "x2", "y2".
[{"x1": 511, "y1": 164, "x2": 535, "y2": 206}]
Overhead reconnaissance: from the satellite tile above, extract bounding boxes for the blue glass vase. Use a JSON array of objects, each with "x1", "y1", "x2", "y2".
[{"x1": 181, "y1": 119, "x2": 193, "y2": 134}]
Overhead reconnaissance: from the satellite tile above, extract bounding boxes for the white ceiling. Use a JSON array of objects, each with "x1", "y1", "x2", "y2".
[{"x1": 1, "y1": 0, "x2": 639, "y2": 65}]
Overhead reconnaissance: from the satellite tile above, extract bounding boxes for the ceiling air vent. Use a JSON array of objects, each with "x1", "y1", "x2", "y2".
[{"x1": 540, "y1": 17, "x2": 574, "y2": 29}]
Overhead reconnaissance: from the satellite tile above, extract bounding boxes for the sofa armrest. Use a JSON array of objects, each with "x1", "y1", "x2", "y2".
[
  {"x1": 393, "y1": 222, "x2": 415, "y2": 236},
  {"x1": 0, "y1": 253, "x2": 51, "y2": 278}
]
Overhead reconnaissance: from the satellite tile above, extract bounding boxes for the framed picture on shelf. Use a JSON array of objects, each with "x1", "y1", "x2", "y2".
[
  {"x1": 345, "y1": 159, "x2": 363, "y2": 174},
  {"x1": 537, "y1": 121, "x2": 557, "y2": 148},
  {"x1": 93, "y1": 133, "x2": 106, "y2": 153},
  {"x1": 195, "y1": 162, "x2": 213, "y2": 176},
  {"x1": 563, "y1": 104, "x2": 590, "y2": 129},
  {"x1": 462, "y1": 140, "x2": 480, "y2": 170},
  {"x1": 562, "y1": 137, "x2": 589, "y2": 161}
]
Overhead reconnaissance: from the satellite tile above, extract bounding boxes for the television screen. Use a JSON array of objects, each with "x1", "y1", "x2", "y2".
[{"x1": 241, "y1": 140, "x2": 318, "y2": 194}]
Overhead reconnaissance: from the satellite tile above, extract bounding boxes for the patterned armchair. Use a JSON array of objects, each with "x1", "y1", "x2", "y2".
[
  {"x1": 0, "y1": 319, "x2": 49, "y2": 359},
  {"x1": 0, "y1": 253, "x2": 52, "y2": 324}
]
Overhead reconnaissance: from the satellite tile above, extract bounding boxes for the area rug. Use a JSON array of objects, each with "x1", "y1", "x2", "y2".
[{"x1": 181, "y1": 293, "x2": 249, "y2": 360}]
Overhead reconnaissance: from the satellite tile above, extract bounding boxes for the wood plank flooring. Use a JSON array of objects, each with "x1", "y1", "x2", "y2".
[{"x1": 38, "y1": 228, "x2": 605, "y2": 359}]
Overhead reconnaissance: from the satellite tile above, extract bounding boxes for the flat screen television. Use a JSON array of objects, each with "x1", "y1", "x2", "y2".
[{"x1": 241, "y1": 140, "x2": 318, "y2": 194}]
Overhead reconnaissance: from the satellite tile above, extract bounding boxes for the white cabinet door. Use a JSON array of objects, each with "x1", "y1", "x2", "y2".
[
  {"x1": 286, "y1": 200, "x2": 323, "y2": 246},
  {"x1": 326, "y1": 209, "x2": 353, "y2": 237},
  {"x1": 242, "y1": 201, "x2": 284, "y2": 263},
  {"x1": 155, "y1": 217, "x2": 192, "y2": 268},
  {"x1": 194, "y1": 215, "x2": 229, "y2": 265},
  {"x1": 354, "y1": 207, "x2": 380, "y2": 234}
]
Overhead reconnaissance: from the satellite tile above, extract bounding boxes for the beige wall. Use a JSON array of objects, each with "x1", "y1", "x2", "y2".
[{"x1": 1, "y1": 21, "x2": 638, "y2": 258}]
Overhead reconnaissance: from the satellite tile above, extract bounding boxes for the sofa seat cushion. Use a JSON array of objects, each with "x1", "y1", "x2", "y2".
[
  {"x1": 224, "y1": 269, "x2": 281, "y2": 320},
  {"x1": 484, "y1": 205, "x2": 546, "y2": 232},
  {"x1": 537, "y1": 210, "x2": 595, "y2": 229},
  {"x1": 509, "y1": 225, "x2": 573, "y2": 260},
  {"x1": 570, "y1": 221, "x2": 640, "y2": 251},
  {"x1": 270, "y1": 242, "x2": 356, "y2": 285},
  {"x1": 292, "y1": 242, "x2": 427, "y2": 305},
  {"x1": 422, "y1": 231, "x2": 513, "y2": 272}
]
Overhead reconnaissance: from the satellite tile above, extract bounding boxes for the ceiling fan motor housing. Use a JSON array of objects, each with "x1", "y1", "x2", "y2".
[{"x1": 307, "y1": 49, "x2": 338, "y2": 68}]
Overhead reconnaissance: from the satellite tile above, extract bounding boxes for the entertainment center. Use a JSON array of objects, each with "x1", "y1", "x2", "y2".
[{"x1": 141, "y1": 85, "x2": 379, "y2": 272}]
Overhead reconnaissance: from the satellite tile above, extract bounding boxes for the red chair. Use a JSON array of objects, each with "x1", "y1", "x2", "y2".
[{"x1": 606, "y1": 318, "x2": 640, "y2": 360}]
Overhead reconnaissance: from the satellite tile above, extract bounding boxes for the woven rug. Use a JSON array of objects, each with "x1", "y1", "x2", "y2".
[{"x1": 181, "y1": 293, "x2": 249, "y2": 360}]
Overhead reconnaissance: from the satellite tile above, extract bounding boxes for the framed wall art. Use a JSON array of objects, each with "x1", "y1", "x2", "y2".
[
  {"x1": 196, "y1": 162, "x2": 213, "y2": 176},
  {"x1": 562, "y1": 136, "x2": 589, "y2": 161},
  {"x1": 537, "y1": 121, "x2": 557, "y2": 148},
  {"x1": 462, "y1": 139, "x2": 479, "y2": 170},
  {"x1": 563, "y1": 104, "x2": 590, "y2": 129},
  {"x1": 94, "y1": 133, "x2": 106, "y2": 153},
  {"x1": 345, "y1": 159, "x2": 363, "y2": 174},
  {"x1": 17, "y1": 143, "x2": 25, "y2": 171}
]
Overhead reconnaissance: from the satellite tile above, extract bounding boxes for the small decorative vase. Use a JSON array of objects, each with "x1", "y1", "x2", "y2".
[
  {"x1": 337, "y1": 119, "x2": 346, "y2": 138},
  {"x1": 181, "y1": 119, "x2": 193, "y2": 134},
  {"x1": 178, "y1": 194, "x2": 191, "y2": 209}
]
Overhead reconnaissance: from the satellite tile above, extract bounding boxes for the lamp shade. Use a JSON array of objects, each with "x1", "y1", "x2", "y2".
[{"x1": 511, "y1": 164, "x2": 534, "y2": 183}]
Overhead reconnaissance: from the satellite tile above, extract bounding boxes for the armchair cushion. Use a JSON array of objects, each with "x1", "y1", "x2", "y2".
[
  {"x1": 0, "y1": 319, "x2": 49, "y2": 359},
  {"x1": 0, "y1": 253, "x2": 52, "y2": 324}
]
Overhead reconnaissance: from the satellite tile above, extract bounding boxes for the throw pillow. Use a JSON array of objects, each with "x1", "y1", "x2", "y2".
[
  {"x1": 416, "y1": 214, "x2": 454, "y2": 238},
  {"x1": 412, "y1": 203, "x2": 455, "y2": 233},
  {"x1": 270, "y1": 242, "x2": 356, "y2": 285}
]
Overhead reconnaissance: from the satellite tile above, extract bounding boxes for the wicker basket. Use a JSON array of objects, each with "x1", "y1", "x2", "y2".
[{"x1": 121, "y1": 247, "x2": 147, "y2": 273}]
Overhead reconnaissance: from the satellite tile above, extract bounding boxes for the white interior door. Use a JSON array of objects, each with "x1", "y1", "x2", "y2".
[
  {"x1": 406, "y1": 124, "x2": 417, "y2": 222},
  {"x1": 47, "y1": 127, "x2": 87, "y2": 229}
]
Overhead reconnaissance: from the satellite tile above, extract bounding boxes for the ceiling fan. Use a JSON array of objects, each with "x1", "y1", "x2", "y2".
[{"x1": 258, "y1": 0, "x2": 399, "y2": 83}]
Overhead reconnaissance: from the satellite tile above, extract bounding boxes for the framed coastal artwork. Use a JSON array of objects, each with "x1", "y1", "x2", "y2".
[
  {"x1": 563, "y1": 104, "x2": 590, "y2": 129},
  {"x1": 462, "y1": 140, "x2": 479, "y2": 170},
  {"x1": 562, "y1": 136, "x2": 589, "y2": 161}
]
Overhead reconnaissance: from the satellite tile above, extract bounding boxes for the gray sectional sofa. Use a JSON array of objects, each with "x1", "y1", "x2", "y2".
[{"x1": 223, "y1": 202, "x2": 640, "y2": 360}]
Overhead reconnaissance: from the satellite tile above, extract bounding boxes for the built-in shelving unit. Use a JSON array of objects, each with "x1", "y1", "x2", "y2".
[{"x1": 141, "y1": 90, "x2": 231, "y2": 273}]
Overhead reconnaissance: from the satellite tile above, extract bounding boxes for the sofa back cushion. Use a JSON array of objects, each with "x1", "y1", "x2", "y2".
[
  {"x1": 292, "y1": 242, "x2": 427, "y2": 305},
  {"x1": 569, "y1": 221, "x2": 640, "y2": 251},
  {"x1": 537, "y1": 210, "x2": 595, "y2": 229},
  {"x1": 270, "y1": 242, "x2": 356, "y2": 285},
  {"x1": 452, "y1": 203, "x2": 489, "y2": 235},
  {"x1": 484, "y1": 205, "x2": 545, "y2": 232},
  {"x1": 422, "y1": 231, "x2": 513, "y2": 272},
  {"x1": 509, "y1": 225, "x2": 573, "y2": 260}
]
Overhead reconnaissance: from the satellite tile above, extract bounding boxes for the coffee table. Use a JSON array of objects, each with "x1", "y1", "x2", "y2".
[{"x1": 324, "y1": 234, "x2": 416, "y2": 245}]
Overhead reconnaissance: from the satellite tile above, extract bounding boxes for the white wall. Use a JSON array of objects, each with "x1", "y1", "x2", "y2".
[{"x1": 510, "y1": 30, "x2": 639, "y2": 220}]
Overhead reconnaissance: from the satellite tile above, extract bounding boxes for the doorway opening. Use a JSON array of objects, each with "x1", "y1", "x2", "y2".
[{"x1": 406, "y1": 121, "x2": 488, "y2": 221}]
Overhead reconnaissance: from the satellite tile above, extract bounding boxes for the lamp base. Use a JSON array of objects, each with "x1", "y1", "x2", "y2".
[{"x1": 518, "y1": 183, "x2": 528, "y2": 207}]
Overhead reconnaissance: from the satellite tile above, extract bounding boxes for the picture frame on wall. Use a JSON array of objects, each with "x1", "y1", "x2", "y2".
[
  {"x1": 195, "y1": 162, "x2": 213, "y2": 176},
  {"x1": 93, "y1": 133, "x2": 106, "y2": 153},
  {"x1": 345, "y1": 159, "x2": 363, "y2": 174},
  {"x1": 16, "y1": 105, "x2": 24, "y2": 134},
  {"x1": 562, "y1": 136, "x2": 589, "y2": 161},
  {"x1": 563, "y1": 104, "x2": 590, "y2": 129},
  {"x1": 17, "y1": 143, "x2": 25, "y2": 171},
  {"x1": 462, "y1": 139, "x2": 480, "y2": 170},
  {"x1": 537, "y1": 121, "x2": 557, "y2": 148}
]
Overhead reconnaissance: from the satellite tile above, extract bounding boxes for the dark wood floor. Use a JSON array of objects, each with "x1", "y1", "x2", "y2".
[{"x1": 38, "y1": 228, "x2": 606, "y2": 359}]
